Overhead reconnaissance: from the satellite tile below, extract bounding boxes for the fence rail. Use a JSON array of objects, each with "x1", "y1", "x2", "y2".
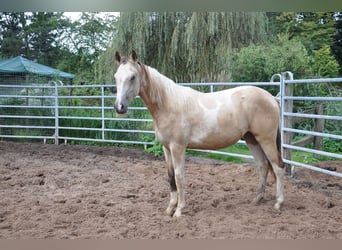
[{"x1": 1, "y1": 74, "x2": 341, "y2": 179}]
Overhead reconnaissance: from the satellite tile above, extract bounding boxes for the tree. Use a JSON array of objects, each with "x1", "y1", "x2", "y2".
[
  {"x1": 312, "y1": 45, "x2": 339, "y2": 78},
  {"x1": 275, "y1": 12, "x2": 336, "y2": 51},
  {"x1": 331, "y1": 12, "x2": 342, "y2": 75},
  {"x1": 59, "y1": 12, "x2": 117, "y2": 83},
  {"x1": 273, "y1": 12, "x2": 341, "y2": 74},
  {"x1": 0, "y1": 12, "x2": 68, "y2": 68},
  {"x1": 0, "y1": 12, "x2": 117, "y2": 83},
  {"x1": 0, "y1": 12, "x2": 28, "y2": 58},
  {"x1": 60, "y1": 13, "x2": 116, "y2": 60},
  {"x1": 98, "y1": 12, "x2": 268, "y2": 83},
  {"x1": 27, "y1": 12, "x2": 64, "y2": 66}
]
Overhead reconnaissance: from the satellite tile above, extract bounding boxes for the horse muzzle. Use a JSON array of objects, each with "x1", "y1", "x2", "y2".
[{"x1": 114, "y1": 101, "x2": 128, "y2": 115}]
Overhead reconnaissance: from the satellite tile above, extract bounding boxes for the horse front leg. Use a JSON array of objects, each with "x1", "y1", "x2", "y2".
[
  {"x1": 163, "y1": 146, "x2": 178, "y2": 216},
  {"x1": 170, "y1": 144, "x2": 186, "y2": 217}
]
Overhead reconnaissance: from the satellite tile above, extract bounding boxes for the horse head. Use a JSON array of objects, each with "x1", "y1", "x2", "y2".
[{"x1": 114, "y1": 50, "x2": 142, "y2": 115}]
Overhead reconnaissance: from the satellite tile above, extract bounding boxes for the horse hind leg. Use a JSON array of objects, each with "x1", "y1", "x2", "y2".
[
  {"x1": 256, "y1": 138, "x2": 284, "y2": 211},
  {"x1": 244, "y1": 132, "x2": 270, "y2": 204}
]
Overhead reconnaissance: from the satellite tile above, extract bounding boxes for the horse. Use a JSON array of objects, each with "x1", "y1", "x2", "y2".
[{"x1": 113, "y1": 50, "x2": 284, "y2": 217}]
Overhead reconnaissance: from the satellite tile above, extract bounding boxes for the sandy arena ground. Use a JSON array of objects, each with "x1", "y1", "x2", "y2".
[{"x1": 0, "y1": 141, "x2": 342, "y2": 239}]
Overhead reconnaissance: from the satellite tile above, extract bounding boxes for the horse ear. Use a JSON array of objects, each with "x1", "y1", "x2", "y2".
[
  {"x1": 130, "y1": 50, "x2": 138, "y2": 62},
  {"x1": 115, "y1": 51, "x2": 121, "y2": 63}
]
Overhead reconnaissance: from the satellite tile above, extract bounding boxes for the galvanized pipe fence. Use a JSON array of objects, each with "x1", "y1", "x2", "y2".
[
  {"x1": 279, "y1": 72, "x2": 342, "y2": 178},
  {"x1": 0, "y1": 74, "x2": 341, "y2": 178}
]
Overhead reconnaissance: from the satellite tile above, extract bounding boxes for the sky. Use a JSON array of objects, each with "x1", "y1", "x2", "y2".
[
  {"x1": 63, "y1": 12, "x2": 119, "y2": 21},
  {"x1": 63, "y1": 12, "x2": 82, "y2": 21}
]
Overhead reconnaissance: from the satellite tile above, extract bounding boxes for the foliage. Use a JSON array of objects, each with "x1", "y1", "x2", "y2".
[
  {"x1": 229, "y1": 36, "x2": 313, "y2": 95},
  {"x1": 0, "y1": 12, "x2": 29, "y2": 57},
  {"x1": 312, "y1": 45, "x2": 339, "y2": 78},
  {"x1": 0, "y1": 12, "x2": 117, "y2": 85},
  {"x1": 332, "y1": 12, "x2": 342, "y2": 75},
  {"x1": 274, "y1": 12, "x2": 336, "y2": 51},
  {"x1": 98, "y1": 12, "x2": 268, "y2": 83},
  {"x1": 231, "y1": 36, "x2": 313, "y2": 80},
  {"x1": 60, "y1": 13, "x2": 116, "y2": 57},
  {"x1": 269, "y1": 12, "x2": 342, "y2": 74},
  {"x1": 144, "y1": 138, "x2": 164, "y2": 157},
  {"x1": 2, "y1": 11, "x2": 340, "y2": 84},
  {"x1": 0, "y1": 12, "x2": 64, "y2": 66},
  {"x1": 27, "y1": 12, "x2": 64, "y2": 66},
  {"x1": 58, "y1": 12, "x2": 117, "y2": 84}
]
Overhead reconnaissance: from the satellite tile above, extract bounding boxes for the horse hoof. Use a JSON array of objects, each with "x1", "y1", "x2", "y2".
[
  {"x1": 173, "y1": 208, "x2": 182, "y2": 218},
  {"x1": 165, "y1": 207, "x2": 175, "y2": 216},
  {"x1": 274, "y1": 203, "x2": 281, "y2": 211},
  {"x1": 253, "y1": 195, "x2": 264, "y2": 205}
]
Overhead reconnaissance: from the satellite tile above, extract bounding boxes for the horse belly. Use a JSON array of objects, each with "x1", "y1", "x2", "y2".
[
  {"x1": 187, "y1": 128, "x2": 242, "y2": 150},
  {"x1": 186, "y1": 99, "x2": 245, "y2": 150}
]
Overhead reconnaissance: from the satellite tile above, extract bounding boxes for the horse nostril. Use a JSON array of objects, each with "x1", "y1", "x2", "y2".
[{"x1": 115, "y1": 103, "x2": 126, "y2": 114}]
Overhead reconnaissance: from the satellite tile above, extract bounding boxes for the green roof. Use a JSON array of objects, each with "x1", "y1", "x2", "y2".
[{"x1": 0, "y1": 56, "x2": 75, "y2": 79}]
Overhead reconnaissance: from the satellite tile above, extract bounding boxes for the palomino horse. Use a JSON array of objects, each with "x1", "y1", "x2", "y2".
[{"x1": 114, "y1": 50, "x2": 284, "y2": 217}]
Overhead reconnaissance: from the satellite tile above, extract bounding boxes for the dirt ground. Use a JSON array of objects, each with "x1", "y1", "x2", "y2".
[{"x1": 1, "y1": 141, "x2": 342, "y2": 239}]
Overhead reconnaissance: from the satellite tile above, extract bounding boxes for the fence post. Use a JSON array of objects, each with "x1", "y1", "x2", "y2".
[
  {"x1": 280, "y1": 72, "x2": 294, "y2": 175},
  {"x1": 313, "y1": 103, "x2": 324, "y2": 152},
  {"x1": 54, "y1": 81, "x2": 59, "y2": 145},
  {"x1": 101, "y1": 85, "x2": 105, "y2": 141}
]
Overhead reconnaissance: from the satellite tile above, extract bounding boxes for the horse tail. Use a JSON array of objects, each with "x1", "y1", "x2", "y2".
[
  {"x1": 267, "y1": 128, "x2": 284, "y2": 183},
  {"x1": 274, "y1": 95, "x2": 284, "y2": 169},
  {"x1": 277, "y1": 128, "x2": 284, "y2": 168}
]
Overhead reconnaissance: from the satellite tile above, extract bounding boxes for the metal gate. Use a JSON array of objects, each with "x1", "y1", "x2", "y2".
[{"x1": 278, "y1": 72, "x2": 342, "y2": 178}]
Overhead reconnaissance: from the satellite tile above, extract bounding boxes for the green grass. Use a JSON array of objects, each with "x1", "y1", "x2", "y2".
[
  {"x1": 291, "y1": 150, "x2": 320, "y2": 164},
  {"x1": 144, "y1": 138, "x2": 341, "y2": 165},
  {"x1": 290, "y1": 149, "x2": 340, "y2": 164},
  {"x1": 187, "y1": 143, "x2": 251, "y2": 164},
  {"x1": 143, "y1": 140, "x2": 252, "y2": 164}
]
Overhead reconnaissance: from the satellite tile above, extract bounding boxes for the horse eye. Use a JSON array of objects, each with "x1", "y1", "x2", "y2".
[{"x1": 130, "y1": 76, "x2": 135, "y2": 81}]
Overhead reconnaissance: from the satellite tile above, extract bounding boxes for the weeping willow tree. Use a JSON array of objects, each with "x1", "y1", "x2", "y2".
[{"x1": 97, "y1": 12, "x2": 268, "y2": 83}]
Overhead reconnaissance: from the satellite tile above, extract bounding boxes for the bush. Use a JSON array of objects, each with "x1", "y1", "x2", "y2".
[
  {"x1": 229, "y1": 36, "x2": 313, "y2": 95},
  {"x1": 231, "y1": 37, "x2": 313, "y2": 80}
]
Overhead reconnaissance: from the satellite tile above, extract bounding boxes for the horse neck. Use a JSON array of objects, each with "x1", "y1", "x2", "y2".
[{"x1": 139, "y1": 65, "x2": 175, "y2": 116}]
